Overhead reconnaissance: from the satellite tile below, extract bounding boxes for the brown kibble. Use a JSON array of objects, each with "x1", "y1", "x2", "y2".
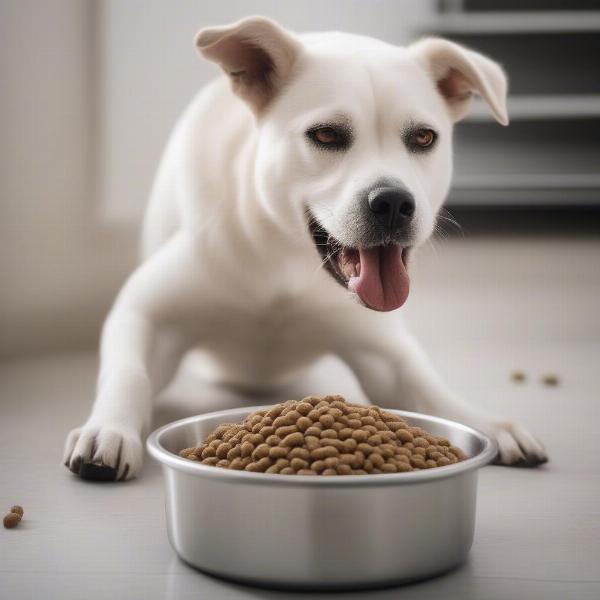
[
  {"x1": 370, "y1": 453, "x2": 385, "y2": 468},
  {"x1": 320, "y1": 428, "x2": 338, "y2": 439},
  {"x1": 304, "y1": 435, "x2": 321, "y2": 450},
  {"x1": 4, "y1": 512, "x2": 20, "y2": 528},
  {"x1": 541, "y1": 373, "x2": 560, "y2": 386},
  {"x1": 259, "y1": 426, "x2": 275, "y2": 438},
  {"x1": 304, "y1": 425, "x2": 322, "y2": 437},
  {"x1": 303, "y1": 395, "x2": 322, "y2": 405},
  {"x1": 296, "y1": 416, "x2": 312, "y2": 432},
  {"x1": 379, "y1": 444, "x2": 395, "y2": 458},
  {"x1": 251, "y1": 443, "x2": 271, "y2": 460},
  {"x1": 311, "y1": 446, "x2": 339, "y2": 460},
  {"x1": 396, "y1": 461, "x2": 412, "y2": 472},
  {"x1": 320, "y1": 438, "x2": 345, "y2": 452},
  {"x1": 323, "y1": 456, "x2": 339, "y2": 469},
  {"x1": 266, "y1": 405, "x2": 284, "y2": 419},
  {"x1": 337, "y1": 463, "x2": 352, "y2": 475},
  {"x1": 343, "y1": 438, "x2": 358, "y2": 451},
  {"x1": 511, "y1": 371, "x2": 526, "y2": 382},
  {"x1": 395, "y1": 429, "x2": 413, "y2": 443},
  {"x1": 288, "y1": 447, "x2": 310, "y2": 460},
  {"x1": 180, "y1": 396, "x2": 465, "y2": 475},
  {"x1": 449, "y1": 446, "x2": 466, "y2": 459},
  {"x1": 285, "y1": 410, "x2": 302, "y2": 423},
  {"x1": 240, "y1": 441, "x2": 254, "y2": 457},
  {"x1": 201, "y1": 445, "x2": 216, "y2": 459},
  {"x1": 319, "y1": 414, "x2": 335, "y2": 428},
  {"x1": 357, "y1": 442, "x2": 374, "y2": 456},
  {"x1": 290, "y1": 457, "x2": 309, "y2": 471},
  {"x1": 275, "y1": 425, "x2": 297, "y2": 438},
  {"x1": 272, "y1": 415, "x2": 289, "y2": 429},
  {"x1": 297, "y1": 469, "x2": 316, "y2": 476},
  {"x1": 338, "y1": 427, "x2": 353, "y2": 440},
  {"x1": 296, "y1": 402, "x2": 312, "y2": 415},
  {"x1": 410, "y1": 456, "x2": 426, "y2": 469},
  {"x1": 387, "y1": 421, "x2": 405, "y2": 431},
  {"x1": 312, "y1": 460, "x2": 325, "y2": 473},
  {"x1": 215, "y1": 442, "x2": 232, "y2": 459},
  {"x1": 268, "y1": 446, "x2": 289, "y2": 459},
  {"x1": 281, "y1": 432, "x2": 304, "y2": 447},
  {"x1": 227, "y1": 445, "x2": 242, "y2": 461},
  {"x1": 351, "y1": 429, "x2": 368, "y2": 442}
]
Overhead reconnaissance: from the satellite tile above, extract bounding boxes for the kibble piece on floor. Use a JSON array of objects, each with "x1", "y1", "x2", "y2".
[
  {"x1": 511, "y1": 371, "x2": 526, "y2": 382},
  {"x1": 10, "y1": 505, "x2": 24, "y2": 518},
  {"x1": 179, "y1": 395, "x2": 466, "y2": 475},
  {"x1": 3, "y1": 512, "x2": 21, "y2": 529},
  {"x1": 541, "y1": 374, "x2": 560, "y2": 386}
]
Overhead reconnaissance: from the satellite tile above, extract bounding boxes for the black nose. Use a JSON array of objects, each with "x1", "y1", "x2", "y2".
[{"x1": 368, "y1": 186, "x2": 415, "y2": 231}]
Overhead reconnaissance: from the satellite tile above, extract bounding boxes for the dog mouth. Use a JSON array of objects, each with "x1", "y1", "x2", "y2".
[{"x1": 308, "y1": 214, "x2": 411, "y2": 312}]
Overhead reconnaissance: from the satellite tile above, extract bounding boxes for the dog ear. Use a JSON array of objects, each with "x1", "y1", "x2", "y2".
[
  {"x1": 409, "y1": 38, "x2": 508, "y2": 125},
  {"x1": 195, "y1": 17, "x2": 302, "y2": 116}
]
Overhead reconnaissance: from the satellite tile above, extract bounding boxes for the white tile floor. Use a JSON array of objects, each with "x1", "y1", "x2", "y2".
[{"x1": 1, "y1": 234, "x2": 599, "y2": 599}]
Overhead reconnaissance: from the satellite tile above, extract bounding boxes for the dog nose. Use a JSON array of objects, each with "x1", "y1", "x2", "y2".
[{"x1": 367, "y1": 186, "x2": 415, "y2": 231}]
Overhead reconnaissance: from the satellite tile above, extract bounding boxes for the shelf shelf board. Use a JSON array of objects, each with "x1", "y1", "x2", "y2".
[
  {"x1": 431, "y1": 11, "x2": 600, "y2": 34},
  {"x1": 452, "y1": 174, "x2": 600, "y2": 190},
  {"x1": 466, "y1": 95, "x2": 600, "y2": 122}
]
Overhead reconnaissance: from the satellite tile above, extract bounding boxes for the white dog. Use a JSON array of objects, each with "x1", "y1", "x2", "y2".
[{"x1": 64, "y1": 17, "x2": 547, "y2": 481}]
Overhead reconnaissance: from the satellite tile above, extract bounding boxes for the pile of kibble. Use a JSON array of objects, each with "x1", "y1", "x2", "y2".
[{"x1": 179, "y1": 395, "x2": 465, "y2": 475}]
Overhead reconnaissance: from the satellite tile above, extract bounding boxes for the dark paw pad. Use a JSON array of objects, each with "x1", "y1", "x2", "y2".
[{"x1": 73, "y1": 460, "x2": 118, "y2": 481}]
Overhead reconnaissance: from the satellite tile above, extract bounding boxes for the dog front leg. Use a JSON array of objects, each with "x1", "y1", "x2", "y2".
[
  {"x1": 337, "y1": 323, "x2": 547, "y2": 466},
  {"x1": 63, "y1": 309, "x2": 188, "y2": 481}
]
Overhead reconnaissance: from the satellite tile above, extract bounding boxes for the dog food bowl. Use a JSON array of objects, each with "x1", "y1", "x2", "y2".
[{"x1": 147, "y1": 407, "x2": 496, "y2": 590}]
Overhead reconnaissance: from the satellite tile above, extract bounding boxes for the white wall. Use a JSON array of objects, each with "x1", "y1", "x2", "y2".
[
  {"x1": 0, "y1": 1, "x2": 135, "y2": 357},
  {"x1": 97, "y1": 0, "x2": 436, "y2": 221}
]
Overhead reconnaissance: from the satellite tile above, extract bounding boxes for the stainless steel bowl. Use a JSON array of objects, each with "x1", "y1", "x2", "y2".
[{"x1": 147, "y1": 407, "x2": 496, "y2": 590}]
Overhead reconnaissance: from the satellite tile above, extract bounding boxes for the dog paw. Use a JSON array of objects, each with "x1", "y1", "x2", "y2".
[
  {"x1": 481, "y1": 420, "x2": 548, "y2": 467},
  {"x1": 63, "y1": 424, "x2": 143, "y2": 481}
]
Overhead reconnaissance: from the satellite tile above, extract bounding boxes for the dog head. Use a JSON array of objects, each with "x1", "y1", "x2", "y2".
[{"x1": 196, "y1": 17, "x2": 508, "y2": 311}]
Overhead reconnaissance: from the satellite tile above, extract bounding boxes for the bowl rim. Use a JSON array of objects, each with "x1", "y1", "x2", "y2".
[{"x1": 146, "y1": 406, "x2": 498, "y2": 487}]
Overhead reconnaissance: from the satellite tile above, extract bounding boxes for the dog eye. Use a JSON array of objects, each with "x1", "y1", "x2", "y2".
[
  {"x1": 407, "y1": 128, "x2": 436, "y2": 151},
  {"x1": 306, "y1": 125, "x2": 352, "y2": 151}
]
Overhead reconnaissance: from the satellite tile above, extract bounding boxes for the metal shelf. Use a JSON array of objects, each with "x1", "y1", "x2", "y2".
[
  {"x1": 453, "y1": 174, "x2": 600, "y2": 190},
  {"x1": 466, "y1": 95, "x2": 600, "y2": 122},
  {"x1": 432, "y1": 11, "x2": 600, "y2": 34}
]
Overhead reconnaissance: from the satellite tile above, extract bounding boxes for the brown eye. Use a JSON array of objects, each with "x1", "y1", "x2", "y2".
[
  {"x1": 314, "y1": 128, "x2": 337, "y2": 144},
  {"x1": 307, "y1": 125, "x2": 352, "y2": 151},
  {"x1": 414, "y1": 129, "x2": 435, "y2": 147},
  {"x1": 410, "y1": 128, "x2": 436, "y2": 150}
]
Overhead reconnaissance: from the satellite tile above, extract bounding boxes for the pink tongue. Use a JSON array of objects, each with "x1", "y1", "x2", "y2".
[{"x1": 350, "y1": 246, "x2": 409, "y2": 311}]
